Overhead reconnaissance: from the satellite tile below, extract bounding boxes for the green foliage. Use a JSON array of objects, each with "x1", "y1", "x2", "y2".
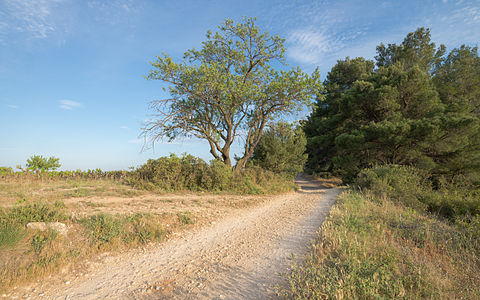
[
  {"x1": 128, "y1": 154, "x2": 228, "y2": 191},
  {"x1": 81, "y1": 213, "x2": 166, "y2": 248},
  {"x1": 177, "y1": 212, "x2": 194, "y2": 225},
  {"x1": 356, "y1": 165, "x2": 480, "y2": 220},
  {"x1": 81, "y1": 214, "x2": 123, "y2": 247},
  {"x1": 26, "y1": 155, "x2": 61, "y2": 172},
  {"x1": 304, "y1": 28, "x2": 480, "y2": 183},
  {"x1": 0, "y1": 167, "x2": 13, "y2": 176},
  {"x1": 128, "y1": 153, "x2": 294, "y2": 194},
  {"x1": 123, "y1": 213, "x2": 166, "y2": 245},
  {"x1": 249, "y1": 122, "x2": 307, "y2": 178},
  {"x1": 32, "y1": 231, "x2": 57, "y2": 254},
  {"x1": 0, "y1": 201, "x2": 67, "y2": 226},
  {"x1": 0, "y1": 201, "x2": 66, "y2": 249},
  {"x1": 356, "y1": 165, "x2": 430, "y2": 211},
  {"x1": 0, "y1": 223, "x2": 24, "y2": 249},
  {"x1": 144, "y1": 17, "x2": 321, "y2": 170}
]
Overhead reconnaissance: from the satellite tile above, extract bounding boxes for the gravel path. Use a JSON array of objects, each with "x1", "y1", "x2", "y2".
[{"x1": 14, "y1": 177, "x2": 340, "y2": 299}]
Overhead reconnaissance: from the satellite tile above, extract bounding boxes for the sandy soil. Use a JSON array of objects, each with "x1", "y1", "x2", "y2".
[{"x1": 10, "y1": 176, "x2": 340, "y2": 299}]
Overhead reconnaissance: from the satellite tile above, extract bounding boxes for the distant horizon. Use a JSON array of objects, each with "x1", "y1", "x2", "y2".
[{"x1": 2, "y1": 0, "x2": 479, "y2": 170}]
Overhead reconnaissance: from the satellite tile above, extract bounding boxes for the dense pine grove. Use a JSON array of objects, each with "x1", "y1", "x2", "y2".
[{"x1": 303, "y1": 28, "x2": 480, "y2": 183}]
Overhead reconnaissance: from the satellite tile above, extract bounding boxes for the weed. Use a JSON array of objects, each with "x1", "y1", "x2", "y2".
[
  {"x1": 32, "y1": 231, "x2": 56, "y2": 254},
  {"x1": 0, "y1": 223, "x2": 24, "y2": 249},
  {"x1": 81, "y1": 214, "x2": 123, "y2": 247},
  {"x1": 177, "y1": 212, "x2": 194, "y2": 225},
  {"x1": 0, "y1": 201, "x2": 67, "y2": 226}
]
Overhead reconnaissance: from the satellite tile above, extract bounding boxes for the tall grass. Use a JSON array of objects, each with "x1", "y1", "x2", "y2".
[
  {"x1": 282, "y1": 165, "x2": 480, "y2": 299},
  {"x1": 282, "y1": 191, "x2": 480, "y2": 299}
]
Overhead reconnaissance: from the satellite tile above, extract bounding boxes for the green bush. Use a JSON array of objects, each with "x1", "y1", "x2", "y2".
[
  {"x1": 282, "y1": 191, "x2": 480, "y2": 299},
  {"x1": 0, "y1": 201, "x2": 66, "y2": 249},
  {"x1": 356, "y1": 165, "x2": 430, "y2": 210},
  {"x1": 81, "y1": 214, "x2": 123, "y2": 247},
  {"x1": 0, "y1": 201, "x2": 67, "y2": 226},
  {"x1": 127, "y1": 154, "x2": 294, "y2": 194},
  {"x1": 356, "y1": 164, "x2": 480, "y2": 220},
  {"x1": 124, "y1": 213, "x2": 166, "y2": 244},
  {"x1": 81, "y1": 213, "x2": 167, "y2": 248},
  {"x1": 177, "y1": 212, "x2": 194, "y2": 225}
]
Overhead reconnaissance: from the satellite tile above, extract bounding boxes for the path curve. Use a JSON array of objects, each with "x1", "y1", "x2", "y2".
[{"x1": 15, "y1": 177, "x2": 340, "y2": 299}]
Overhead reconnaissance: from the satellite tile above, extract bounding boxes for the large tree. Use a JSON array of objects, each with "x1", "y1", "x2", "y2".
[
  {"x1": 304, "y1": 28, "x2": 480, "y2": 182},
  {"x1": 143, "y1": 17, "x2": 321, "y2": 171}
]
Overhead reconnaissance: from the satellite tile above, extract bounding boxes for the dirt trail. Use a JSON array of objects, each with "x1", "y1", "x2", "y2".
[{"x1": 14, "y1": 177, "x2": 340, "y2": 299}]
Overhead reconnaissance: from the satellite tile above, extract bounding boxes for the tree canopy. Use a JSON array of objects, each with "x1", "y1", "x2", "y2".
[
  {"x1": 143, "y1": 17, "x2": 321, "y2": 171},
  {"x1": 249, "y1": 122, "x2": 307, "y2": 178},
  {"x1": 304, "y1": 28, "x2": 480, "y2": 183},
  {"x1": 26, "y1": 155, "x2": 61, "y2": 172}
]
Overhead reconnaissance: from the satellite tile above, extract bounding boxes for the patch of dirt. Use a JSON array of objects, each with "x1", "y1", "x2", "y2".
[{"x1": 10, "y1": 176, "x2": 341, "y2": 299}]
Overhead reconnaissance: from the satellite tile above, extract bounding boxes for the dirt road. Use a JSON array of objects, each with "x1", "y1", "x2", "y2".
[{"x1": 14, "y1": 177, "x2": 340, "y2": 299}]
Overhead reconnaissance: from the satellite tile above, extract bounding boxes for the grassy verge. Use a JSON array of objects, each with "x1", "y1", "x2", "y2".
[
  {"x1": 0, "y1": 201, "x2": 190, "y2": 291},
  {"x1": 282, "y1": 191, "x2": 480, "y2": 299}
]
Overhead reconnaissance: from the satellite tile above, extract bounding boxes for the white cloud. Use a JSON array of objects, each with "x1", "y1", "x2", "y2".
[
  {"x1": 87, "y1": 0, "x2": 140, "y2": 25},
  {"x1": 1, "y1": 0, "x2": 66, "y2": 40},
  {"x1": 120, "y1": 126, "x2": 129, "y2": 129},
  {"x1": 288, "y1": 29, "x2": 343, "y2": 65},
  {"x1": 425, "y1": 1, "x2": 480, "y2": 47},
  {"x1": 59, "y1": 99, "x2": 83, "y2": 110},
  {"x1": 7, "y1": 104, "x2": 19, "y2": 109}
]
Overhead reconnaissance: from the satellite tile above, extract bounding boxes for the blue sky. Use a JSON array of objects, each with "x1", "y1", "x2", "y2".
[{"x1": 1, "y1": 0, "x2": 479, "y2": 170}]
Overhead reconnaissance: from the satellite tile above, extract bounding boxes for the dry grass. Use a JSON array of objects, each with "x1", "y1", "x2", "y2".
[
  {"x1": 282, "y1": 191, "x2": 480, "y2": 299},
  {"x1": 0, "y1": 176, "x2": 281, "y2": 292},
  {"x1": 0, "y1": 177, "x2": 144, "y2": 208}
]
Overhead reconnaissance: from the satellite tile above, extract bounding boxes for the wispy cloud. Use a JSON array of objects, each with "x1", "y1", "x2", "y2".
[
  {"x1": 120, "y1": 126, "x2": 129, "y2": 129},
  {"x1": 288, "y1": 29, "x2": 343, "y2": 65},
  {"x1": 7, "y1": 104, "x2": 19, "y2": 109},
  {"x1": 87, "y1": 0, "x2": 141, "y2": 25},
  {"x1": 0, "y1": 0, "x2": 66, "y2": 41},
  {"x1": 425, "y1": 0, "x2": 480, "y2": 47},
  {"x1": 59, "y1": 100, "x2": 83, "y2": 110}
]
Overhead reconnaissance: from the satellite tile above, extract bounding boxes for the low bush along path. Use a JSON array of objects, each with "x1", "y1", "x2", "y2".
[{"x1": 13, "y1": 176, "x2": 340, "y2": 299}]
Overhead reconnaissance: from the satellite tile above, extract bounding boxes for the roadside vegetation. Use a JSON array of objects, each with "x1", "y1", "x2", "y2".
[
  {"x1": 0, "y1": 150, "x2": 298, "y2": 290},
  {"x1": 283, "y1": 27, "x2": 480, "y2": 299},
  {"x1": 282, "y1": 166, "x2": 480, "y2": 299}
]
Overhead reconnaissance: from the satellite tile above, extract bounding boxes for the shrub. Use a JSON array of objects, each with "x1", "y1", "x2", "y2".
[
  {"x1": 127, "y1": 154, "x2": 294, "y2": 194},
  {"x1": 124, "y1": 213, "x2": 166, "y2": 244},
  {"x1": 177, "y1": 212, "x2": 194, "y2": 225},
  {"x1": 81, "y1": 214, "x2": 123, "y2": 248},
  {"x1": 356, "y1": 165, "x2": 430, "y2": 211},
  {"x1": 356, "y1": 164, "x2": 480, "y2": 220},
  {"x1": 0, "y1": 201, "x2": 67, "y2": 226},
  {"x1": 0, "y1": 167, "x2": 13, "y2": 176}
]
